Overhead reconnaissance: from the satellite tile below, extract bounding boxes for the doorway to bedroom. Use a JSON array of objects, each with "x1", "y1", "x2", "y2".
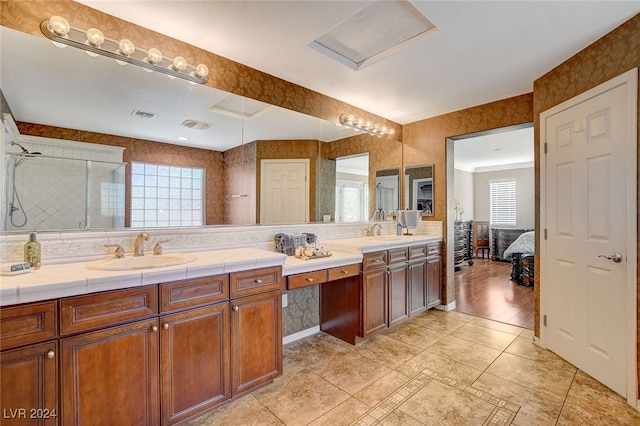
[{"x1": 450, "y1": 124, "x2": 535, "y2": 329}]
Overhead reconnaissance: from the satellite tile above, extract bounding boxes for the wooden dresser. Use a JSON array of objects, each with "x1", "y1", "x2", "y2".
[{"x1": 491, "y1": 228, "x2": 533, "y2": 261}]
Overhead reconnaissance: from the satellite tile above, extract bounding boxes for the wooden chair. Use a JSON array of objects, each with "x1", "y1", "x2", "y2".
[{"x1": 474, "y1": 221, "x2": 490, "y2": 258}]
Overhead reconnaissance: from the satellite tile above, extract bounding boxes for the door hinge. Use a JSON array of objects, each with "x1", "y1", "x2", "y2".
[
  {"x1": 544, "y1": 228, "x2": 547, "y2": 240},
  {"x1": 543, "y1": 314, "x2": 547, "y2": 326},
  {"x1": 544, "y1": 142, "x2": 548, "y2": 154}
]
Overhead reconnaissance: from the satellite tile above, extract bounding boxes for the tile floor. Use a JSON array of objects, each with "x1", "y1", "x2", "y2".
[{"x1": 188, "y1": 310, "x2": 640, "y2": 425}]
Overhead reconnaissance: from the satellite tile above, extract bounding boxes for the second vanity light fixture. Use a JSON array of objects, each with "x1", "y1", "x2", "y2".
[
  {"x1": 339, "y1": 114, "x2": 395, "y2": 138},
  {"x1": 40, "y1": 16, "x2": 209, "y2": 85}
]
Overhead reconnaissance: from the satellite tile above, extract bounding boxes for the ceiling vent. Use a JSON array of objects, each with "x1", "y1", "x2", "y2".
[
  {"x1": 131, "y1": 109, "x2": 156, "y2": 119},
  {"x1": 181, "y1": 119, "x2": 212, "y2": 130},
  {"x1": 310, "y1": 0, "x2": 438, "y2": 70}
]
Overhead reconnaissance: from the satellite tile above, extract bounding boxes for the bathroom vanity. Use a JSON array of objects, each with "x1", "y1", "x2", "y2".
[{"x1": 0, "y1": 232, "x2": 442, "y2": 425}]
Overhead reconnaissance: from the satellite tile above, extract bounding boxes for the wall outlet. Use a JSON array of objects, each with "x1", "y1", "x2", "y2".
[{"x1": 282, "y1": 293, "x2": 288, "y2": 308}]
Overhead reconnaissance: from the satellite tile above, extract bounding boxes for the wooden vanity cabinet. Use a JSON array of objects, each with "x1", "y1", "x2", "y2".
[
  {"x1": 387, "y1": 247, "x2": 409, "y2": 327},
  {"x1": 160, "y1": 303, "x2": 230, "y2": 425},
  {"x1": 0, "y1": 301, "x2": 59, "y2": 425},
  {"x1": 362, "y1": 251, "x2": 388, "y2": 338},
  {"x1": 230, "y1": 290, "x2": 282, "y2": 397},
  {"x1": 408, "y1": 244, "x2": 428, "y2": 316},
  {"x1": 426, "y1": 242, "x2": 443, "y2": 308},
  {"x1": 60, "y1": 317, "x2": 160, "y2": 425}
]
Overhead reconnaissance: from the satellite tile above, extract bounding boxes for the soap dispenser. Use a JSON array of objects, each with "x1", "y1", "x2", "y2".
[{"x1": 24, "y1": 231, "x2": 41, "y2": 269}]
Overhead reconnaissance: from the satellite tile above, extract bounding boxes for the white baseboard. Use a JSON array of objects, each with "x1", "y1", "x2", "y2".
[
  {"x1": 436, "y1": 301, "x2": 456, "y2": 311},
  {"x1": 283, "y1": 326, "x2": 320, "y2": 345}
]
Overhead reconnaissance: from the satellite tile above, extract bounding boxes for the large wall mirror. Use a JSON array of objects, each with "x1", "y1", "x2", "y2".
[
  {"x1": 1, "y1": 25, "x2": 401, "y2": 233},
  {"x1": 404, "y1": 164, "x2": 434, "y2": 216}
]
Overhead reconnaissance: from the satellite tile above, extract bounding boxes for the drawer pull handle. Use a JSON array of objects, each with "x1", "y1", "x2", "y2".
[
  {"x1": 47, "y1": 350, "x2": 55, "y2": 359},
  {"x1": 306, "y1": 277, "x2": 314, "y2": 282},
  {"x1": 163, "y1": 323, "x2": 169, "y2": 330},
  {"x1": 341, "y1": 270, "x2": 349, "y2": 274},
  {"x1": 233, "y1": 306, "x2": 239, "y2": 312},
  {"x1": 151, "y1": 325, "x2": 158, "y2": 333},
  {"x1": 255, "y1": 279, "x2": 263, "y2": 284}
]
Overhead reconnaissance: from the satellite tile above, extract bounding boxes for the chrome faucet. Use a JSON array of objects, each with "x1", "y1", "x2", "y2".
[
  {"x1": 369, "y1": 223, "x2": 383, "y2": 236},
  {"x1": 134, "y1": 232, "x2": 149, "y2": 257}
]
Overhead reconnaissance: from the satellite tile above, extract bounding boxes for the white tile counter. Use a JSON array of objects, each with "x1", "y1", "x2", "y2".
[{"x1": 0, "y1": 248, "x2": 287, "y2": 306}]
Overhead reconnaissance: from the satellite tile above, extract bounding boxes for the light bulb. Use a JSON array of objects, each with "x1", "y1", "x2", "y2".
[
  {"x1": 388, "y1": 129, "x2": 396, "y2": 136},
  {"x1": 118, "y1": 39, "x2": 135, "y2": 56},
  {"x1": 356, "y1": 118, "x2": 364, "y2": 127},
  {"x1": 49, "y1": 16, "x2": 70, "y2": 37},
  {"x1": 146, "y1": 48, "x2": 163, "y2": 64},
  {"x1": 381, "y1": 126, "x2": 388, "y2": 134},
  {"x1": 86, "y1": 28, "x2": 104, "y2": 47},
  {"x1": 193, "y1": 63, "x2": 209, "y2": 78},
  {"x1": 171, "y1": 56, "x2": 188, "y2": 72}
]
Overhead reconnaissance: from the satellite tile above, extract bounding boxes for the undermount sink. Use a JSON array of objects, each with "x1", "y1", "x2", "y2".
[{"x1": 87, "y1": 254, "x2": 197, "y2": 271}]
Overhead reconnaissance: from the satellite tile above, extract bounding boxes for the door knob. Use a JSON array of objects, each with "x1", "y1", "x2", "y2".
[{"x1": 598, "y1": 252, "x2": 623, "y2": 263}]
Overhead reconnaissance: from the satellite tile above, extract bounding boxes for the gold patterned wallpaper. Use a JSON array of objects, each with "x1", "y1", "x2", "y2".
[{"x1": 532, "y1": 13, "x2": 640, "y2": 390}]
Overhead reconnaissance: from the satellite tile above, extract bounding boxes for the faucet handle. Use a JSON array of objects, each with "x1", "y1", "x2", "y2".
[
  {"x1": 105, "y1": 243, "x2": 125, "y2": 259},
  {"x1": 153, "y1": 239, "x2": 169, "y2": 255}
]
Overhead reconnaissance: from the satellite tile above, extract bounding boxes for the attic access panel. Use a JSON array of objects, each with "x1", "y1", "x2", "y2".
[{"x1": 310, "y1": 0, "x2": 438, "y2": 70}]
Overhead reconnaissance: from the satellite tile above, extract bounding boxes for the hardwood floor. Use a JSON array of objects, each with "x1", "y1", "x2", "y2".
[{"x1": 453, "y1": 258, "x2": 534, "y2": 329}]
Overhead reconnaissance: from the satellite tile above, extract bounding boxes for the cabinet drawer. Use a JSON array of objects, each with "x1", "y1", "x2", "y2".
[
  {"x1": 60, "y1": 285, "x2": 158, "y2": 335},
  {"x1": 287, "y1": 269, "x2": 327, "y2": 290},
  {"x1": 409, "y1": 244, "x2": 428, "y2": 259},
  {"x1": 160, "y1": 274, "x2": 229, "y2": 313},
  {"x1": 363, "y1": 251, "x2": 387, "y2": 271},
  {"x1": 388, "y1": 247, "x2": 409, "y2": 264},
  {"x1": 230, "y1": 266, "x2": 282, "y2": 298},
  {"x1": 427, "y1": 242, "x2": 441, "y2": 256},
  {"x1": 327, "y1": 263, "x2": 361, "y2": 281},
  {"x1": 0, "y1": 301, "x2": 58, "y2": 351}
]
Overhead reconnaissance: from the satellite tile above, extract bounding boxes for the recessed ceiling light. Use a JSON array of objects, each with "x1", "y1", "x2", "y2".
[{"x1": 177, "y1": 136, "x2": 189, "y2": 141}]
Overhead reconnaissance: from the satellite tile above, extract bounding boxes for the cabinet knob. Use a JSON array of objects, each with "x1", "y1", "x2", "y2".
[
  {"x1": 255, "y1": 279, "x2": 263, "y2": 284},
  {"x1": 163, "y1": 323, "x2": 169, "y2": 330},
  {"x1": 46, "y1": 350, "x2": 55, "y2": 359},
  {"x1": 306, "y1": 277, "x2": 314, "y2": 282},
  {"x1": 151, "y1": 325, "x2": 158, "y2": 332},
  {"x1": 233, "y1": 306, "x2": 239, "y2": 312}
]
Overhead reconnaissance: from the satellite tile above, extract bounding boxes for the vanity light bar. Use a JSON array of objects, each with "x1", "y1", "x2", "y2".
[
  {"x1": 339, "y1": 114, "x2": 396, "y2": 138},
  {"x1": 40, "y1": 16, "x2": 209, "y2": 85}
]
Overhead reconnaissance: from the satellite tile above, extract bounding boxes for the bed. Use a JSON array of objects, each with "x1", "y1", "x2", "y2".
[{"x1": 502, "y1": 231, "x2": 535, "y2": 286}]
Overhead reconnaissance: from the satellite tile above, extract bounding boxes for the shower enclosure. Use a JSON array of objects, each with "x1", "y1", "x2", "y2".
[{"x1": 4, "y1": 153, "x2": 125, "y2": 231}]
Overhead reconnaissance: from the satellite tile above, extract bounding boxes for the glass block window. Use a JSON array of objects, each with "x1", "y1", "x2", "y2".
[
  {"x1": 130, "y1": 162, "x2": 204, "y2": 228},
  {"x1": 490, "y1": 179, "x2": 516, "y2": 227},
  {"x1": 100, "y1": 182, "x2": 125, "y2": 217}
]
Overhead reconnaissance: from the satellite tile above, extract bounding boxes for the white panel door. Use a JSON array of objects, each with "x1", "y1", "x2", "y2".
[
  {"x1": 542, "y1": 69, "x2": 637, "y2": 398},
  {"x1": 260, "y1": 160, "x2": 309, "y2": 224}
]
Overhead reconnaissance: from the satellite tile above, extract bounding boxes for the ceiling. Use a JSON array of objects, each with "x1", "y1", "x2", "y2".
[{"x1": 2, "y1": 1, "x2": 638, "y2": 169}]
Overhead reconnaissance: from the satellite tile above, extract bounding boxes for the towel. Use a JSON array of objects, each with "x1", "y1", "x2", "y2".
[{"x1": 400, "y1": 210, "x2": 420, "y2": 230}]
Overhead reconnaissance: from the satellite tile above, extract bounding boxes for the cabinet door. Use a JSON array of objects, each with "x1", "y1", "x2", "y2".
[
  {"x1": 388, "y1": 262, "x2": 408, "y2": 327},
  {"x1": 61, "y1": 318, "x2": 159, "y2": 426},
  {"x1": 160, "y1": 303, "x2": 230, "y2": 425},
  {"x1": 427, "y1": 255, "x2": 442, "y2": 308},
  {"x1": 230, "y1": 291, "x2": 282, "y2": 397},
  {"x1": 1, "y1": 341, "x2": 58, "y2": 426},
  {"x1": 408, "y1": 258, "x2": 427, "y2": 316},
  {"x1": 362, "y1": 268, "x2": 387, "y2": 337}
]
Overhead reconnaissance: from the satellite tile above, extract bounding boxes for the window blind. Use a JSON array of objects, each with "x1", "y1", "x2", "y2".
[{"x1": 489, "y1": 179, "x2": 516, "y2": 227}]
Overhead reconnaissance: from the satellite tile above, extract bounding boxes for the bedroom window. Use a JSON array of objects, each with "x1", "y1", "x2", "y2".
[
  {"x1": 130, "y1": 162, "x2": 205, "y2": 228},
  {"x1": 490, "y1": 179, "x2": 516, "y2": 227}
]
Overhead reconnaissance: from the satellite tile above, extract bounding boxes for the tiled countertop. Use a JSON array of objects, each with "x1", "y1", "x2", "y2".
[
  {"x1": 0, "y1": 248, "x2": 287, "y2": 306},
  {"x1": 0, "y1": 234, "x2": 443, "y2": 307}
]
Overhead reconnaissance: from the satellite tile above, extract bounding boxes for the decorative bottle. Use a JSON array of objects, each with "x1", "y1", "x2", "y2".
[{"x1": 24, "y1": 231, "x2": 41, "y2": 269}]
